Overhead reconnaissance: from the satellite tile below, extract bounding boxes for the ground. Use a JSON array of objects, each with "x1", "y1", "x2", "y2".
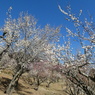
[{"x1": 0, "y1": 69, "x2": 67, "y2": 95}]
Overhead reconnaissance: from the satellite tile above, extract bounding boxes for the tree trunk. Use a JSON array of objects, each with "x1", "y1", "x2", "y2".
[
  {"x1": 82, "y1": 86, "x2": 95, "y2": 95},
  {"x1": 5, "y1": 68, "x2": 23, "y2": 95},
  {"x1": 36, "y1": 76, "x2": 40, "y2": 86}
]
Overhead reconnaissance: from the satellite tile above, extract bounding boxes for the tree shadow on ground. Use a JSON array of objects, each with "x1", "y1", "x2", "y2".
[
  {"x1": 16, "y1": 82, "x2": 33, "y2": 95},
  {"x1": 0, "y1": 77, "x2": 33, "y2": 95},
  {"x1": 0, "y1": 77, "x2": 11, "y2": 92}
]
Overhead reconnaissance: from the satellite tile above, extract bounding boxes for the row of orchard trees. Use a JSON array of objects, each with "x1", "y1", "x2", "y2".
[
  {"x1": 0, "y1": 6, "x2": 95, "y2": 95},
  {"x1": 58, "y1": 5, "x2": 95, "y2": 95},
  {"x1": 0, "y1": 8, "x2": 63, "y2": 95}
]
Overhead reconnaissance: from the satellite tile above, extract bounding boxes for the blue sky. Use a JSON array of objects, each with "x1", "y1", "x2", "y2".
[
  {"x1": 0, "y1": 0, "x2": 95, "y2": 53},
  {"x1": 0, "y1": 0, "x2": 95, "y2": 26}
]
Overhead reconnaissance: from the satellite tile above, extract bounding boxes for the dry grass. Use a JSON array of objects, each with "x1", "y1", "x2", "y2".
[{"x1": 0, "y1": 70, "x2": 67, "y2": 95}]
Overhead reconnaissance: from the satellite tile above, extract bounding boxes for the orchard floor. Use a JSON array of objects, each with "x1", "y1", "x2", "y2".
[{"x1": 0, "y1": 70, "x2": 67, "y2": 95}]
